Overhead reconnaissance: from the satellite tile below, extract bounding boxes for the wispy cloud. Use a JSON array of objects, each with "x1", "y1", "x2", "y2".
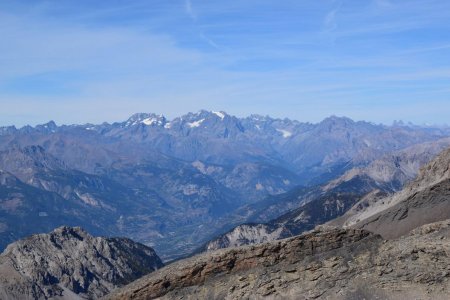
[
  {"x1": 200, "y1": 33, "x2": 220, "y2": 49},
  {"x1": 374, "y1": 0, "x2": 393, "y2": 8},
  {"x1": 184, "y1": 0, "x2": 197, "y2": 20},
  {"x1": 1, "y1": 0, "x2": 450, "y2": 126},
  {"x1": 323, "y1": 9, "x2": 338, "y2": 32}
]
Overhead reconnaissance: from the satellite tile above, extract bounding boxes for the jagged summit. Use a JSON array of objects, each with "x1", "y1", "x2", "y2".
[
  {"x1": 321, "y1": 115, "x2": 354, "y2": 123},
  {"x1": 0, "y1": 125, "x2": 17, "y2": 135},
  {"x1": 46, "y1": 225, "x2": 88, "y2": 239},
  {"x1": 316, "y1": 115, "x2": 374, "y2": 132},
  {"x1": 0, "y1": 112, "x2": 445, "y2": 134},
  {"x1": 182, "y1": 110, "x2": 228, "y2": 120},
  {"x1": 0, "y1": 226, "x2": 163, "y2": 299},
  {"x1": 124, "y1": 113, "x2": 167, "y2": 127},
  {"x1": 34, "y1": 120, "x2": 58, "y2": 133},
  {"x1": 119, "y1": 110, "x2": 233, "y2": 130}
]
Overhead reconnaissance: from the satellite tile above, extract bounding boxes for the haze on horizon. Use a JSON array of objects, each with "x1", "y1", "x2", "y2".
[{"x1": 1, "y1": 0, "x2": 450, "y2": 127}]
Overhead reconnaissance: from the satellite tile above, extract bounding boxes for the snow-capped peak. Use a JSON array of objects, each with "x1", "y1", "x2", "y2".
[
  {"x1": 125, "y1": 113, "x2": 166, "y2": 127},
  {"x1": 142, "y1": 117, "x2": 161, "y2": 126},
  {"x1": 212, "y1": 111, "x2": 226, "y2": 120}
]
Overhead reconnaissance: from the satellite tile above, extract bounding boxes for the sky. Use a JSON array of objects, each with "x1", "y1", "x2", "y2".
[{"x1": 1, "y1": 0, "x2": 450, "y2": 127}]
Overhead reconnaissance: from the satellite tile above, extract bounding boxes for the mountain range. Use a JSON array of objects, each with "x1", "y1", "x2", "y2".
[
  {"x1": 107, "y1": 139, "x2": 450, "y2": 299},
  {"x1": 1, "y1": 111, "x2": 450, "y2": 260},
  {"x1": 205, "y1": 137, "x2": 450, "y2": 251},
  {"x1": 1, "y1": 111, "x2": 450, "y2": 299}
]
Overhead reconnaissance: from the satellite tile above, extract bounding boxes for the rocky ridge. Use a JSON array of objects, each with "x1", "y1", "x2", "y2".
[
  {"x1": 0, "y1": 226, "x2": 163, "y2": 300},
  {"x1": 205, "y1": 224, "x2": 287, "y2": 251},
  {"x1": 106, "y1": 221, "x2": 450, "y2": 300},
  {"x1": 342, "y1": 147, "x2": 450, "y2": 238},
  {"x1": 204, "y1": 139, "x2": 450, "y2": 251}
]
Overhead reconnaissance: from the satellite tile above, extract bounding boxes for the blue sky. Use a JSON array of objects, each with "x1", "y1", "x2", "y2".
[{"x1": 1, "y1": 0, "x2": 450, "y2": 126}]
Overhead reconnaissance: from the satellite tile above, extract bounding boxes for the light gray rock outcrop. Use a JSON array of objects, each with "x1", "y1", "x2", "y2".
[
  {"x1": 0, "y1": 226, "x2": 163, "y2": 299},
  {"x1": 106, "y1": 221, "x2": 450, "y2": 299}
]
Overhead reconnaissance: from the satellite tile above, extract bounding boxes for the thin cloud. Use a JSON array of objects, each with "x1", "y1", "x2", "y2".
[
  {"x1": 323, "y1": 0, "x2": 343, "y2": 31},
  {"x1": 1, "y1": 1, "x2": 450, "y2": 125},
  {"x1": 374, "y1": 0, "x2": 393, "y2": 8},
  {"x1": 185, "y1": 0, "x2": 197, "y2": 20},
  {"x1": 200, "y1": 33, "x2": 220, "y2": 50},
  {"x1": 324, "y1": 9, "x2": 338, "y2": 32}
]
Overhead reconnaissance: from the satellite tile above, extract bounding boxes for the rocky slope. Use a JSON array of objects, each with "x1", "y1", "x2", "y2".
[
  {"x1": 205, "y1": 224, "x2": 287, "y2": 252},
  {"x1": 205, "y1": 139, "x2": 450, "y2": 251},
  {"x1": 323, "y1": 137, "x2": 450, "y2": 192},
  {"x1": 205, "y1": 177, "x2": 381, "y2": 252},
  {"x1": 0, "y1": 169, "x2": 118, "y2": 250},
  {"x1": 0, "y1": 145, "x2": 247, "y2": 260},
  {"x1": 0, "y1": 226, "x2": 163, "y2": 299},
  {"x1": 348, "y1": 147, "x2": 450, "y2": 238},
  {"x1": 106, "y1": 221, "x2": 450, "y2": 300},
  {"x1": 355, "y1": 179, "x2": 450, "y2": 239}
]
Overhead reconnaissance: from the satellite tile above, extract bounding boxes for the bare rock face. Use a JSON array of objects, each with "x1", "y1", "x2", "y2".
[
  {"x1": 0, "y1": 226, "x2": 163, "y2": 299},
  {"x1": 106, "y1": 223, "x2": 450, "y2": 300},
  {"x1": 204, "y1": 224, "x2": 287, "y2": 251},
  {"x1": 350, "y1": 147, "x2": 450, "y2": 238},
  {"x1": 355, "y1": 179, "x2": 450, "y2": 239},
  {"x1": 205, "y1": 140, "x2": 450, "y2": 253},
  {"x1": 204, "y1": 175, "x2": 389, "y2": 252},
  {"x1": 106, "y1": 228, "x2": 379, "y2": 299}
]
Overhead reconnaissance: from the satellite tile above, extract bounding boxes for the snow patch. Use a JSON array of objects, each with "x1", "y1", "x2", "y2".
[
  {"x1": 276, "y1": 129, "x2": 292, "y2": 138},
  {"x1": 142, "y1": 118, "x2": 156, "y2": 125},
  {"x1": 212, "y1": 111, "x2": 225, "y2": 120},
  {"x1": 142, "y1": 117, "x2": 164, "y2": 126},
  {"x1": 187, "y1": 119, "x2": 205, "y2": 128}
]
